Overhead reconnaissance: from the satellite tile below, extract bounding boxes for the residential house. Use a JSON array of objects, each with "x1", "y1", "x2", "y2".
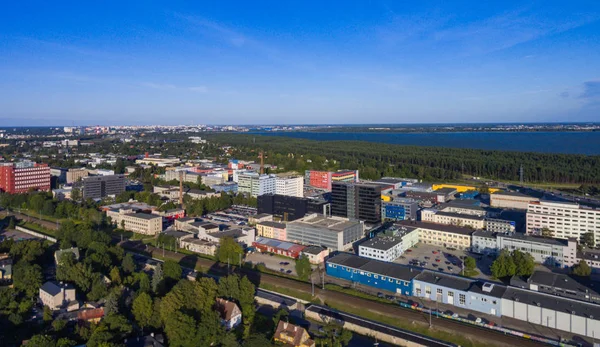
[
  {"x1": 215, "y1": 298, "x2": 242, "y2": 330},
  {"x1": 273, "y1": 321, "x2": 315, "y2": 347}
]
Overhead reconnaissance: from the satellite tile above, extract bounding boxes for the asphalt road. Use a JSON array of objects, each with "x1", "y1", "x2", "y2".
[{"x1": 124, "y1": 240, "x2": 547, "y2": 347}]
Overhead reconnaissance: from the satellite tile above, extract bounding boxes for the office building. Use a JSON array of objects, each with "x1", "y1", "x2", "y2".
[
  {"x1": 491, "y1": 191, "x2": 539, "y2": 210},
  {"x1": 304, "y1": 169, "x2": 359, "y2": 191},
  {"x1": 275, "y1": 176, "x2": 304, "y2": 197},
  {"x1": 66, "y1": 168, "x2": 89, "y2": 184},
  {"x1": 50, "y1": 167, "x2": 67, "y2": 184},
  {"x1": 434, "y1": 188, "x2": 457, "y2": 203},
  {"x1": 286, "y1": 214, "x2": 364, "y2": 251},
  {"x1": 0, "y1": 161, "x2": 51, "y2": 194},
  {"x1": 421, "y1": 209, "x2": 486, "y2": 229},
  {"x1": 81, "y1": 174, "x2": 125, "y2": 199},
  {"x1": 485, "y1": 218, "x2": 516, "y2": 233},
  {"x1": 257, "y1": 194, "x2": 329, "y2": 221},
  {"x1": 359, "y1": 226, "x2": 419, "y2": 262},
  {"x1": 526, "y1": 200, "x2": 600, "y2": 243},
  {"x1": 238, "y1": 173, "x2": 276, "y2": 197},
  {"x1": 381, "y1": 198, "x2": 418, "y2": 221},
  {"x1": 213, "y1": 182, "x2": 238, "y2": 193},
  {"x1": 396, "y1": 221, "x2": 474, "y2": 250},
  {"x1": 331, "y1": 182, "x2": 381, "y2": 225},
  {"x1": 106, "y1": 209, "x2": 163, "y2": 236}
]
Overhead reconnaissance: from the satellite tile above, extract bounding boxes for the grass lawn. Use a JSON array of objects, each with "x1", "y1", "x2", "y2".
[
  {"x1": 18, "y1": 221, "x2": 56, "y2": 236},
  {"x1": 259, "y1": 282, "x2": 314, "y2": 302}
]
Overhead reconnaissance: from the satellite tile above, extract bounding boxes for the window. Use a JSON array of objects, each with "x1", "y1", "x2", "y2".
[
  {"x1": 459, "y1": 294, "x2": 466, "y2": 305},
  {"x1": 425, "y1": 286, "x2": 431, "y2": 295}
]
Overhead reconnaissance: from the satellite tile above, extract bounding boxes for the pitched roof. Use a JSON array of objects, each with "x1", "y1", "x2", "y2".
[
  {"x1": 215, "y1": 298, "x2": 241, "y2": 321},
  {"x1": 274, "y1": 320, "x2": 314, "y2": 347},
  {"x1": 40, "y1": 281, "x2": 73, "y2": 296},
  {"x1": 77, "y1": 307, "x2": 105, "y2": 321}
]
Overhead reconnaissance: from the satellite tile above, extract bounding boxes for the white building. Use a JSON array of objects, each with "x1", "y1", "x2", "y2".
[
  {"x1": 491, "y1": 191, "x2": 539, "y2": 210},
  {"x1": 275, "y1": 176, "x2": 304, "y2": 197},
  {"x1": 526, "y1": 200, "x2": 600, "y2": 243},
  {"x1": 238, "y1": 173, "x2": 276, "y2": 197}
]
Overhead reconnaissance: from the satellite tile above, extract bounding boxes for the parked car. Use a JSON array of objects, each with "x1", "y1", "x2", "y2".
[
  {"x1": 452, "y1": 313, "x2": 459, "y2": 318},
  {"x1": 377, "y1": 292, "x2": 385, "y2": 299},
  {"x1": 435, "y1": 258, "x2": 441, "y2": 262},
  {"x1": 447, "y1": 266, "x2": 453, "y2": 270},
  {"x1": 475, "y1": 317, "x2": 482, "y2": 323},
  {"x1": 432, "y1": 263, "x2": 438, "y2": 267},
  {"x1": 406, "y1": 249, "x2": 412, "y2": 252},
  {"x1": 286, "y1": 270, "x2": 292, "y2": 274},
  {"x1": 432, "y1": 251, "x2": 438, "y2": 254}
]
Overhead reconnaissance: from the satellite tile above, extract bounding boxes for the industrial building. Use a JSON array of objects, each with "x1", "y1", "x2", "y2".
[
  {"x1": 413, "y1": 271, "x2": 506, "y2": 317},
  {"x1": 381, "y1": 198, "x2": 418, "y2": 221},
  {"x1": 326, "y1": 253, "x2": 420, "y2": 296},
  {"x1": 0, "y1": 161, "x2": 51, "y2": 194},
  {"x1": 396, "y1": 221, "x2": 474, "y2": 250},
  {"x1": 526, "y1": 200, "x2": 600, "y2": 243},
  {"x1": 331, "y1": 182, "x2": 382, "y2": 225},
  {"x1": 286, "y1": 214, "x2": 364, "y2": 251},
  {"x1": 252, "y1": 237, "x2": 306, "y2": 259},
  {"x1": 81, "y1": 174, "x2": 125, "y2": 199},
  {"x1": 491, "y1": 191, "x2": 539, "y2": 210}
]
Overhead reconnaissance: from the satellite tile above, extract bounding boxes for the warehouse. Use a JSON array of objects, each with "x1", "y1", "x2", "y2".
[
  {"x1": 326, "y1": 253, "x2": 420, "y2": 296},
  {"x1": 412, "y1": 271, "x2": 506, "y2": 317},
  {"x1": 252, "y1": 237, "x2": 306, "y2": 259},
  {"x1": 501, "y1": 287, "x2": 600, "y2": 338}
]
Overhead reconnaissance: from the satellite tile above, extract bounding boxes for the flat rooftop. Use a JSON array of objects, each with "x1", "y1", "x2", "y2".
[
  {"x1": 360, "y1": 236, "x2": 403, "y2": 251},
  {"x1": 396, "y1": 221, "x2": 475, "y2": 236},
  {"x1": 291, "y1": 214, "x2": 361, "y2": 231},
  {"x1": 125, "y1": 212, "x2": 162, "y2": 220}
]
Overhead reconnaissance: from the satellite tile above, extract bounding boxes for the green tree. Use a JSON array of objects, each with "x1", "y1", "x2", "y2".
[
  {"x1": 315, "y1": 322, "x2": 353, "y2": 347},
  {"x1": 43, "y1": 305, "x2": 53, "y2": 322},
  {"x1": 104, "y1": 289, "x2": 120, "y2": 315},
  {"x1": 273, "y1": 308, "x2": 289, "y2": 327},
  {"x1": 216, "y1": 237, "x2": 244, "y2": 265},
  {"x1": 163, "y1": 260, "x2": 182, "y2": 283},
  {"x1": 13, "y1": 262, "x2": 43, "y2": 297},
  {"x1": 138, "y1": 272, "x2": 151, "y2": 293},
  {"x1": 295, "y1": 255, "x2": 312, "y2": 281},
  {"x1": 541, "y1": 227, "x2": 554, "y2": 238},
  {"x1": 110, "y1": 266, "x2": 121, "y2": 285},
  {"x1": 8, "y1": 216, "x2": 15, "y2": 229},
  {"x1": 26, "y1": 334, "x2": 56, "y2": 347},
  {"x1": 87, "y1": 276, "x2": 108, "y2": 301},
  {"x1": 243, "y1": 334, "x2": 273, "y2": 347},
  {"x1": 132, "y1": 292, "x2": 153, "y2": 330},
  {"x1": 464, "y1": 256, "x2": 477, "y2": 271},
  {"x1": 490, "y1": 250, "x2": 517, "y2": 279},
  {"x1": 217, "y1": 275, "x2": 240, "y2": 300},
  {"x1": 152, "y1": 263, "x2": 163, "y2": 293},
  {"x1": 582, "y1": 232, "x2": 595, "y2": 248},
  {"x1": 121, "y1": 253, "x2": 136, "y2": 274},
  {"x1": 164, "y1": 311, "x2": 197, "y2": 347},
  {"x1": 70, "y1": 188, "x2": 80, "y2": 202},
  {"x1": 573, "y1": 260, "x2": 592, "y2": 277},
  {"x1": 239, "y1": 276, "x2": 256, "y2": 338},
  {"x1": 52, "y1": 318, "x2": 67, "y2": 332},
  {"x1": 42, "y1": 200, "x2": 55, "y2": 216},
  {"x1": 512, "y1": 250, "x2": 535, "y2": 277}
]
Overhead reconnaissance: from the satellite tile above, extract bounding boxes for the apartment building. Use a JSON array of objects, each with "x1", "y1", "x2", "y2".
[
  {"x1": 106, "y1": 209, "x2": 163, "y2": 235},
  {"x1": 238, "y1": 173, "x2": 276, "y2": 197},
  {"x1": 526, "y1": 200, "x2": 600, "y2": 243},
  {"x1": 304, "y1": 169, "x2": 359, "y2": 191},
  {"x1": 256, "y1": 221, "x2": 287, "y2": 241},
  {"x1": 40, "y1": 281, "x2": 77, "y2": 311},
  {"x1": 0, "y1": 161, "x2": 51, "y2": 194},
  {"x1": 275, "y1": 176, "x2": 303, "y2": 197}
]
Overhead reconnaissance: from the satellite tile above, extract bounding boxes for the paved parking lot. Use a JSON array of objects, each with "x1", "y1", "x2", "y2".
[
  {"x1": 394, "y1": 243, "x2": 495, "y2": 280},
  {"x1": 246, "y1": 252, "x2": 298, "y2": 276},
  {"x1": 0, "y1": 229, "x2": 40, "y2": 241}
]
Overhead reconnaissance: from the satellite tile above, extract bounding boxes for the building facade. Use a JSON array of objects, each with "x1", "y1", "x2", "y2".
[
  {"x1": 526, "y1": 200, "x2": 600, "y2": 243},
  {"x1": 238, "y1": 173, "x2": 276, "y2": 197},
  {"x1": 257, "y1": 194, "x2": 329, "y2": 222},
  {"x1": 106, "y1": 209, "x2": 163, "y2": 235},
  {"x1": 498, "y1": 233, "x2": 577, "y2": 268},
  {"x1": 485, "y1": 218, "x2": 516, "y2": 233},
  {"x1": 326, "y1": 253, "x2": 420, "y2": 296},
  {"x1": 256, "y1": 221, "x2": 287, "y2": 241},
  {"x1": 331, "y1": 182, "x2": 382, "y2": 225},
  {"x1": 381, "y1": 198, "x2": 418, "y2": 221},
  {"x1": 359, "y1": 226, "x2": 420, "y2": 262},
  {"x1": 491, "y1": 191, "x2": 539, "y2": 210},
  {"x1": 81, "y1": 174, "x2": 125, "y2": 199},
  {"x1": 0, "y1": 161, "x2": 51, "y2": 194},
  {"x1": 397, "y1": 221, "x2": 473, "y2": 250},
  {"x1": 252, "y1": 237, "x2": 306, "y2": 259},
  {"x1": 39, "y1": 281, "x2": 77, "y2": 311},
  {"x1": 286, "y1": 214, "x2": 364, "y2": 251},
  {"x1": 275, "y1": 176, "x2": 304, "y2": 197},
  {"x1": 304, "y1": 170, "x2": 359, "y2": 191},
  {"x1": 66, "y1": 168, "x2": 89, "y2": 184}
]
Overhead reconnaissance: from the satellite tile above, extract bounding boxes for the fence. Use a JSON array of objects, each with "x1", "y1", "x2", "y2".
[{"x1": 15, "y1": 226, "x2": 57, "y2": 243}]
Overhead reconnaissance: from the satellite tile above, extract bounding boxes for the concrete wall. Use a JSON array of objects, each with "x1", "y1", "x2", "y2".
[{"x1": 15, "y1": 226, "x2": 57, "y2": 243}]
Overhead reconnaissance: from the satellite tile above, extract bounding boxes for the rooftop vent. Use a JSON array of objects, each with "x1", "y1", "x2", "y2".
[{"x1": 482, "y1": 282, "x2": 494, "y2": 293}]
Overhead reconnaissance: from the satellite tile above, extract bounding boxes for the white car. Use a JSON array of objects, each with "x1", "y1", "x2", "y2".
[{"x1": 475, "y1": 317, "x2": 482, "y2": 323}]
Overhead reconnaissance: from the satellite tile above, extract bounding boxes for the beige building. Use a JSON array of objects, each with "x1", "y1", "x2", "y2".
[
  {"x1": 273, "y1": 321, "x2": 315, "y2": 347},
  {"x1": 526, "y1": 200, "x2": 600, "y2": 243},
  {"x1": 421, "y1": 209, "x2": 485, "y2": 229},
  {"x1": 106, "y1": 209, "x2": 162, "y2": 235},
  {"x1": 66, "y1": 168, "x2": 88, "y2": 184},
  {"x1": 180, "y1": 238, "x2": 218, "y2": 256},
  {"x1": 40, "y1": 281, "x2": 77, "y2": 311},
  {"x1": 397, "y1": 221, "x2": 474, "y2": 250},
  {"x1": 491, "y1": 191, "x2": 539, "y2": 210},
  {"x1": 275, "y1": 175, "x2": 304, "y2": 197},
  {"x1": 256, "y1": 221, "x2": 287, "y2": 241}
]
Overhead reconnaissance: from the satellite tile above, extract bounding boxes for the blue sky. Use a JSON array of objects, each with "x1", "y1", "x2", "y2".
[{"x1": 1, "y1": 1, "x2": 599, "y2": 125}]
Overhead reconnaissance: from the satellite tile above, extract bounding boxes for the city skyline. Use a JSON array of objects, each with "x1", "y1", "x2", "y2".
[{"x1": 1, "y1": 1, "x2": 600, "y2": 125}]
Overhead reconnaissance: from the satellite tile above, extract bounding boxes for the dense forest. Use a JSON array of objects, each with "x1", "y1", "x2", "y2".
[{"x1": 204, "y1": 134, "x2": 600, "y2": 184}]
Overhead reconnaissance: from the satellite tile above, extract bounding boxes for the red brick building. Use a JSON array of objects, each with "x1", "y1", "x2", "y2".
[{"x1": 0, "y1": 161, "x2": 51, "y2": 194}]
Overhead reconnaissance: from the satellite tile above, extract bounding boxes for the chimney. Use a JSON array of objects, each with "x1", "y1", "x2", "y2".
[{"x1": 283, "y1": 322, "x2": 288, "y2": 329}]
